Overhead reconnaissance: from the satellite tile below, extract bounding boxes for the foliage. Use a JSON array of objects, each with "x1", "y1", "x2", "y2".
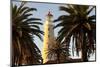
[
  {"x1": 54, "y1": 5, "x2": 96, "y2": 61},
  {"x1": 12, "y1": 2, "x2": 43, "y2": 66}
]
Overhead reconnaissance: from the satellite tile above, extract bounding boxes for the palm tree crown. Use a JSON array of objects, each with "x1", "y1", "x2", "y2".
[
  {"x1": 54, "y1": 5, "x2": 96, "y2": 61},
  {"x1": 12, "y1": 2, "x2": 43, "y2": 66}
]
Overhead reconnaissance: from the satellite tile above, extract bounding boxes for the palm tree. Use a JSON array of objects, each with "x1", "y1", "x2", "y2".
[
  {"x1": 12, "y1": 2, "x2": 43, "y2": 66},
  {"x1": 54, "y1": 5, "x2": 96, "y2": 62},
  {"x1": 44, "y1": 39, "x2": 70, "y2": 64}
]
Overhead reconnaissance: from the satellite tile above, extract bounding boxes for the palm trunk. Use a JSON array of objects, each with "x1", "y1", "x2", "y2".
[
  {"x1": 81, "y1": 45, "x2": 88, "y2": 62},
  {"x1": 81, "y1": 32, "x2": 88, "y2": 62},
  {"x1": 57, "y1": 49, "x2": 60, "y2": 63}
]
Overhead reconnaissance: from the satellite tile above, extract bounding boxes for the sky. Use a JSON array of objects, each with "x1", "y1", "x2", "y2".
[{"x1": 12, "y1": 1, "x2": 96, "y2": 60}]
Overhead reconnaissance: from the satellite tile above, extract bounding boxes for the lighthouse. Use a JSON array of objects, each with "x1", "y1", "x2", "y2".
[{"x1": 42, "y1": 11, "x2": 57, "y2": 64}]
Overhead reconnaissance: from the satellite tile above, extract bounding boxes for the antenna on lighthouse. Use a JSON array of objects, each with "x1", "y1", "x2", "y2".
[{"x1": 46, "y1": 10, "x2": 53, "y2": 22}]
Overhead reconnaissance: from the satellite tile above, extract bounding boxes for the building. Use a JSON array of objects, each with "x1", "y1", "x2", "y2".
[{"x1": 42, "y1": 11, "x2": 57, "y2": 64}]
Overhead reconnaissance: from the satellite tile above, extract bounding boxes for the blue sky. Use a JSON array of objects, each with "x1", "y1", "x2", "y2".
[{"x1": 12, "y1": 1, "x2": 95, "y2": 60}]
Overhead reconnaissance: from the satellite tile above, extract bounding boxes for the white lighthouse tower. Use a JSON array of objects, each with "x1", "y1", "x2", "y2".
[{"x1": 42, "y1": 11, "x2": 57, "y2": 64}]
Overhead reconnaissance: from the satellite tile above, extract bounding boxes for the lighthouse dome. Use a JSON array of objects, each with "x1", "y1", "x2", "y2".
[{"x1": 46, "y1": 11, "x2": 53, "y2": 17}]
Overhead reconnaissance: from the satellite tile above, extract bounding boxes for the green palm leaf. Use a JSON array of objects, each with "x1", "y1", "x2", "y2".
[
  {"x1": 12, "y1": 2, "x2": 43, "y2": 66},
  {"x1": 54, "y1": 4, "x2": 96, "y2": 62}
]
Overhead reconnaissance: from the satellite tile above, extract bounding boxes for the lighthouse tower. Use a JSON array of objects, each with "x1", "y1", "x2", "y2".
[{"x1": 42, "y1": 11, "x2": 57, "y2": 64}]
